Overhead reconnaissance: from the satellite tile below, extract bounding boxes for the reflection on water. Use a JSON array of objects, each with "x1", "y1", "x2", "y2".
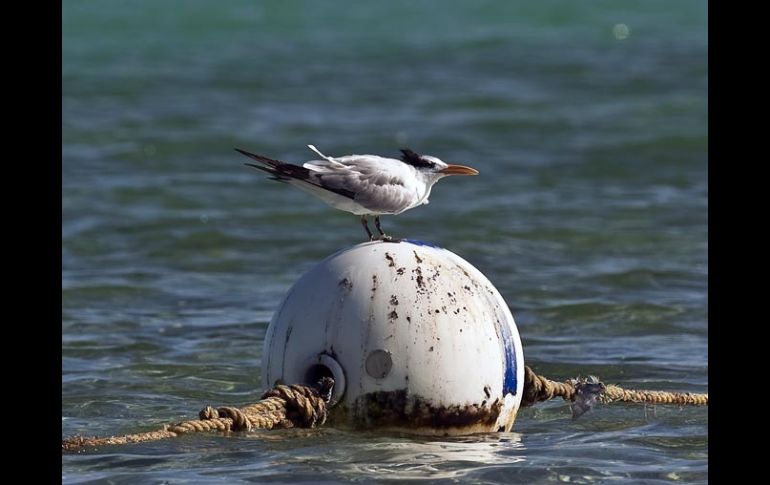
[{"x1": 343, "y1": 434, "x2": 526, "y2": 480}]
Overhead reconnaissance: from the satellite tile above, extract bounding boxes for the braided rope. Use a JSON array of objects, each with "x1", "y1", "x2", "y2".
[
  {"x1": 601, "y1": 385, "x2": 709, "y2": 406},
  {"x1": 62, "y1": 378, "x2": 333, "y2": 453},
  {"x1": 520, "y1": 366, "x2": 708, "y2": 408},
  {"x1": 62, "y1": 367, "x2": 707, "y2": 452}
]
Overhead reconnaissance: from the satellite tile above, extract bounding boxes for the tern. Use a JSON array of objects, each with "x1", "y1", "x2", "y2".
[{"x1": 236, "y1": 145, "x2": 479, "y2": 240}]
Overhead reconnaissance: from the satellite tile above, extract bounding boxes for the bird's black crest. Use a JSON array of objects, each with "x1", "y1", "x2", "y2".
[{"x1": 399, "y1": 148, "x2": 434, "y2": 168}]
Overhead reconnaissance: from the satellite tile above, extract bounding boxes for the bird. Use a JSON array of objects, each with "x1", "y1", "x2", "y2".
[{"x1": 236, "y1": 144, "x2": 479, "y2": 241}]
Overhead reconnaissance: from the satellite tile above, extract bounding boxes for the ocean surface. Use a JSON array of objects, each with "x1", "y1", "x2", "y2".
[{"x1": 62, "y1": 1, "x2": 708, "y2": 483}]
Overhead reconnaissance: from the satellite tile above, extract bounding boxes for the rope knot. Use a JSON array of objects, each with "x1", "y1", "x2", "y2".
[
  {"x1": 215, "y1": 407, "x2": 252, "y2": 431},
  {"x1": 261, "y1": 381, "x2": 330, "y2": 428},
  {"x1": 199, "y1": 406, "x2": 218, "y2": 420}
]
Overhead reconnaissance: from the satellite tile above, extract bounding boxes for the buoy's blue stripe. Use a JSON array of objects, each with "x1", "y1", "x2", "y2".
[
  {"x1": 397, "y1": 237, "x2": 517, "y2": 394},
  {"x1": 498, "y1": 316, "x2": 518, "y2": 396},
  {"x1": 401, "y1": 239, "x2": 441, "y2": 248}
]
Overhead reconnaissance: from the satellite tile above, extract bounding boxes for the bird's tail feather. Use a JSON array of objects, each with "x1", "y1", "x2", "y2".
[
  {"x1": 307, "y1": 144, "x2": 347, "y2": 168},
  {"x1": 307, "y1": 144, "x2": 334, "y2": 161},
  {"x1": 236, "y1": 148, "x2": 312, "y2": 181},
  {"x1": 235, "y1": 148, "x2": 285, "y2": 168}
]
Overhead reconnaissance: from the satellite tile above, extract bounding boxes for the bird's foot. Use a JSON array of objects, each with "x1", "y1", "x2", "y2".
[{"x1": 378, "y1": 235, "x2": 401, "y2": 243}]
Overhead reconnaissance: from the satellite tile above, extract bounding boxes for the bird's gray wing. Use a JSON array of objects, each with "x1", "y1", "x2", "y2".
[{"x1": 304, "y1": 156, "x2": 418, "y2": 214}]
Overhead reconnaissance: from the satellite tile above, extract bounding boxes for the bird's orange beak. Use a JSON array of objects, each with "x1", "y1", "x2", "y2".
[{"x1": 439, "y1": 164, "x2": 479, "y2": 176}]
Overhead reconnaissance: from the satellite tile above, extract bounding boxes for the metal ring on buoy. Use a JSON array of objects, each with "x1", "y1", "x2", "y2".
[{"x1": 303, "y1": 353, "x2": 347, "y2": 406}]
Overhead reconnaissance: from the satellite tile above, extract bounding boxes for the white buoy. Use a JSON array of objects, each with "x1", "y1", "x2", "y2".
[{"x1": 262, "y1": 239, "x2": 525, "y2": 435}]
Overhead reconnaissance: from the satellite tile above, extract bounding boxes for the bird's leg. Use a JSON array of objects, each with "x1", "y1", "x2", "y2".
[
  {"x1": 361, "y1": 215, "x2": 375, "y2": 241},
  {"x1": 374, "y1": 216, "x2": 386, "y2": 237},
  {"x1": 375, "y1": 216, "x2": 398, "y2": 242}
]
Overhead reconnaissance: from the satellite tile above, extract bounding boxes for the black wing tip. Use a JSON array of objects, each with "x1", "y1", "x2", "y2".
[{"x1": 243, "y1": 161, "x2": 289, "y2": 180}]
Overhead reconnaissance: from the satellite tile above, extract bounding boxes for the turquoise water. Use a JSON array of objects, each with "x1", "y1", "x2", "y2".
[{"x1": 62, "y1": 1, "x2": 707, "y2": 483}]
